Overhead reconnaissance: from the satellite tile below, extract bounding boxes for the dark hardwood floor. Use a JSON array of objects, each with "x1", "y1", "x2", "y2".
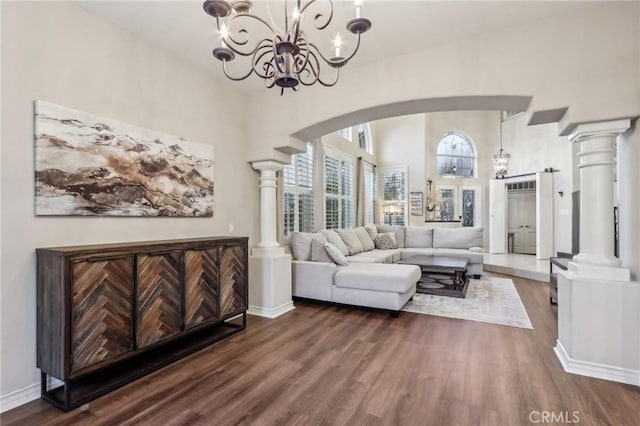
[{"x1": 3, "y1": 272, "x2": 640, "y2": 425}]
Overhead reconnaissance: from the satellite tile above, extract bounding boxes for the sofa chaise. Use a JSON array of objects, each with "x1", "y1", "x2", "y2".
[{"x1": 290, "y1": 225, "x2": 484, "y2": 315}]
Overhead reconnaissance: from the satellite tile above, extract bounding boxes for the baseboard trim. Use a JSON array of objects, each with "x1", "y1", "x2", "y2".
[
  {"x1": 0, "y1": 382, "x2": 40, "y2": 413},
  {"x1": 555, "y1": 340, "x2": 640, "y2": 386},
  {"x1": 1, "y1": 377, "x2": 65, "y2": 413},
  {"x1": 247, "y1": 301, "x2": 295, "y2": 319}
]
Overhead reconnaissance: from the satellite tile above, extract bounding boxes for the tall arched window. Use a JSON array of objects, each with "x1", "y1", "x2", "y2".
[{"x1": 436, "y1": 132, "x2": 476, "y2": 178}]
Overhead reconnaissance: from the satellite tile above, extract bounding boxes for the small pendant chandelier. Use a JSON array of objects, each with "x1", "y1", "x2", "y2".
[{"x1": 493, "y1": 113, "x2": 511, "y2": 178}]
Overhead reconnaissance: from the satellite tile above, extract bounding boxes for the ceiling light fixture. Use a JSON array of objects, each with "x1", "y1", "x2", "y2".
[
  {"x1": 203, "y1": 0, "x2": 372, "y2": 95},
  {"x1": 493, "y1": 113, "x2": 511, "y2": 178}
]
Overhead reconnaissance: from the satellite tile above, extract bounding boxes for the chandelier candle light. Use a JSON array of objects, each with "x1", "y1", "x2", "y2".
[{"x1": 203, "y1": 0, "x2": 372, "y2": 94}]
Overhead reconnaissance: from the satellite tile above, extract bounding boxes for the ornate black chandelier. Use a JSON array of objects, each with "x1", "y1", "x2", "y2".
[{"x1": 203, "y1": 0, "x2": 372, "y2": 94}]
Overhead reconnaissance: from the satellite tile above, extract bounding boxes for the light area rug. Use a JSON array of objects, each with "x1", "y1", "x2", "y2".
[{"x1": 402, "y1": 277, "x2": 533, "y2": 329}]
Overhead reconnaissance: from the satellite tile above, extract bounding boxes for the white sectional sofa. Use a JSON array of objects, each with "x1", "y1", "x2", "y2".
[{"x1": 290, "y1": 225, "x2": 484, "y2": 315}]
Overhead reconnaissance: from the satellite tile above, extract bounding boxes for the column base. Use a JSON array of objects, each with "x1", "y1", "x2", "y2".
[
  {"x1": 568, "y1": 261, "x2": 630, "y2": 281},
  {"x1": 556, "y1": 271, "x2": 640, "y2": 386},
  {"x1": 572, "y1": 252, "x2": 621, "y2": 269},
  {"x1": 248, "y1": 251, "x2": 294, "y2": 319}
]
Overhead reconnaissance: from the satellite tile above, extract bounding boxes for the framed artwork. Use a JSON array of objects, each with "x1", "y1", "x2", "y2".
[
  {"x1": 34, "y1": 100, "x2": 214, "y2": 216},
  {"x1": 409, "y1": 191, "x2": 423, "y2": 216}
]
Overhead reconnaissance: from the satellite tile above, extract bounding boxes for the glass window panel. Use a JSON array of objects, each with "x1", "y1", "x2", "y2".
[
  {"x1": 436, "y1": 132, "x2": 476, "y2": 178},
  {"x1": 325, "y1": 197, "x2": 339, "y2": 229},
  {"x1": 462, "y1": 189, "x2": 476, "y2": 227},
  {"x1": 282, "y1": 143, "x2": 314, "y2": 237},
  {"x1": 439, "y1": 189, "x2": 456, "y2": 221}
]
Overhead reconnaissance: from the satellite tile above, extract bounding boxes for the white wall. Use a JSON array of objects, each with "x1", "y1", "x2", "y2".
[
  {"x1": 503, "y1": 114, "x2": 573, "y2": 254},
  {"x1": 374, "y1": 114, "x2": 426, "y2": 225},
  {"x1": 246, "y1": 2, "x2": 640, "y2": 162},
  {"x1": 426, "y1": 111, "x2": 497, "y2": 247},
  {"x1": 0, "y1": 2, "x2": 257, "y2": 399}
]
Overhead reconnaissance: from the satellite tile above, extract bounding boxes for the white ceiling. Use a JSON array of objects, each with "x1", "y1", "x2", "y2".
[{"x1": 76, "y1": 0, "x2": 599, "y2": 91}]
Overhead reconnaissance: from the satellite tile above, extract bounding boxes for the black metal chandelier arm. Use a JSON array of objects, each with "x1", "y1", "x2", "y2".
[
  {"x1": 301, "y1": 51, "x2": 339, "y2": 87},
  {"x1": 224, "y1": 37, "x2": 273, "y2": 58},
  {"x1": 227, "y1": 12, "x2": 277, "y2": 37},
  {"x1": 252, "y1": 47, "x2": 277, "y2": 79},
  {"x1": 297, "y1": 52, "x2": 322, "y2": 86},
  {"x1": 221, "y1": 60, "x2": 255, "y2": 81},
  {"x1": 309, "y1": 31, "x2": 361, "y2": 67},
  {"x1": 300, "y1": 0, "x2": 334, "y2": 31},
  {"x1": 225, "y1": 29, "x2": 249, "y2": 47},
  {"x1": 294, "y1": 35, "x2": 312, "y2": 74},
  {"x1": 316, "y1": 71, "x2": 340, "y2": 87}
]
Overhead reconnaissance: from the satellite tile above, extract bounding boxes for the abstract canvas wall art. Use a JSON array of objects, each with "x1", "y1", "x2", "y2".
[{"x1": 34, "y1": 100, "x2": 214, "y2": 216}]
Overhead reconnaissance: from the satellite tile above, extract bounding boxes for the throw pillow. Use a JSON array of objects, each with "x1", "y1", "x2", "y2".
[
  {"x1": 311, "y1": 238, "x2": 334, "y2": 263},
  {"x1": 320, "y1": 230, "x2": 350, "y2": 256},
  {"x1": 354, "y1": 227, "x2": 375, "y2": 251},
  {"x1": 324, "y1": 243, "x2": 349, "y2": 266},
  {"x1": 376, "y1": 225, "x2": 405, "y2": 248},
  {"x1": 374, "y1": 232, "x2": 397, "y2": 250}
]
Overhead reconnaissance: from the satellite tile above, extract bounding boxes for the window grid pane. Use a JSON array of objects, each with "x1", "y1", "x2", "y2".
[
  {"x1": 283, "y1": 143, "x2": 314, "y2": 237},
  {"x1": 324, "y1": 152, "x2": 354, "y2": 229},
  {"x1": 364, "y1": 167, "x2": 376, "y2": 224},
  {"x1": 436, "y1": 132, "x2": 475, "y2": 178},
  {"x1": 381, "y1": 169, "x2": 407, "y2": 226}
]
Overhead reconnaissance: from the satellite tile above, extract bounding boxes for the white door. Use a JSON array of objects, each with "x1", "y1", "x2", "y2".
[
  {"x1": 489, "y1": 179, "x2": 507, "y2": 253},
  {"x1": 523, "y1": 191, "x2": 537, "y2": 254},
  {"x1": 507, "y1": 190, "x2": 536, "y2": 254}
]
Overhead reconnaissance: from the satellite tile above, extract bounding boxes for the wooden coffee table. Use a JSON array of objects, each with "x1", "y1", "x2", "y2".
[{"x1": 398, "y1": 255, "x2": 470, "y2": 298}]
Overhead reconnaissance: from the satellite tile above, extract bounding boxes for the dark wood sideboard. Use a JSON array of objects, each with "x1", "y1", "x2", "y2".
[{"x1": 37, "y1": 236, "x2": 248, "y2": 411}]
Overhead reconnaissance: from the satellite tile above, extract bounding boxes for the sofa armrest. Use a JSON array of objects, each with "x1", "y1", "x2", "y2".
[{"x1": 292, "y1": 260, "x2": 338, "y2": 301}]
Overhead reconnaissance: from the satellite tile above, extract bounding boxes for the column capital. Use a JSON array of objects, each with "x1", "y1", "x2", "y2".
[
  {"x1": 251, "y1": 160, "x2": 287, "y2": 173},
  {"x1": 568, "y1": 119, "x2": 631, "y2": 143}
]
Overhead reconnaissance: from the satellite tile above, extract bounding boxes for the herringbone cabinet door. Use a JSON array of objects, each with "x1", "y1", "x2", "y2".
[
  {"x1": 71, "y1": 256, "x2": 134, "y2": 373},
  {"x1": 220, "y1": 245, "x2": 247, "y2": 316},
  {"x1": 184, "y1": 249, "x2": 219, "y2": 329},
  {"x1": 137, "y1": 251, "x2": 181, "y2": 348}
]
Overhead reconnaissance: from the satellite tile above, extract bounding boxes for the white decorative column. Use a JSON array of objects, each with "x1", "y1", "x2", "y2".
[
  {"x1": 555, "y1": 119, "x2": 640, "y2": 387},
  {"x1": 247, "y1": 161, "x2": 295, "y2": 318},
  {"x1": 568, "y1": 119, "x2": 630, "y2": 280}
]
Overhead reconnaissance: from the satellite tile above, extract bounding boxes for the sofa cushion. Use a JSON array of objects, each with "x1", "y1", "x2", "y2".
[
  {"x1": 325, "y1": 243, "x2": 349, "y2": 266},
  {"x1": 345, "y1": 255, "x2": 384, "y2": 263},
  {"x1": 376, "y1": 225, "x2": 405, "y2": 248},
  {"x1": 348, "y1": 249, "x2": 399, "y2": 264},
  {"x1": 320, "y1": 230, "x2": 350, "y2": 256},
  {"x1": 405, "y1": 227, "x2": 434, "y2": 248},
  {"x1": 354, "y1": 227, "x2": 375, "y2": 251},
  {"x1": 311, "y1": 238, "x2": 333, "y2": 263},
  {"x1": 335, "y1": 229, "x2": 364, "y2": 255},
  {"x1": 334, "y1": 263, "x2": 420, "y2": 293},
  {"x1": 364, "y1": 224, "x2": 378, "y2": 240},
  {"x1": 290, "y1": 232, "x2": 326, "y2": 261},
  {"x1": 434, "y1": 248, "x2": 484, "y2": 264},
  {"x1": 374, "y1": 232, "x2": 397, "y2": 250},
  {"x1": 433, "y1": 227, "x2": 483, "y2": 249},
  {"x1": 400, "y1": 248, "x2": 436, "y2": 259}
]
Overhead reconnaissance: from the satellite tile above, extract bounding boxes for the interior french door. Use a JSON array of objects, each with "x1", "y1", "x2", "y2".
[
  {"x1": 507, "y1": 188, "x2": 537, "y2": 254},
  {"x1": 437, "y1": 184, "x2": 482, "y2": 227}
]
